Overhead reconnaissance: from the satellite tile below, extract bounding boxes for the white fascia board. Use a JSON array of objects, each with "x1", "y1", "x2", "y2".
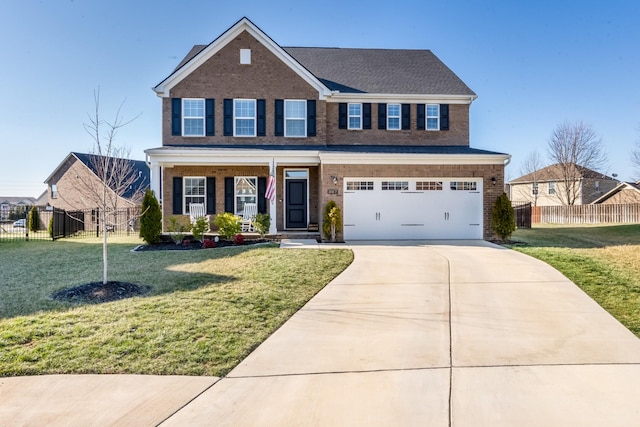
[
  {"x1": 153, "y1": 18, "x2": 331, "y2": 99},
  {"x1": 326, "y1": 93, "x2": 477, "y2": 104},
  {"x1": 320, "y1": 151, "x2": 510, "y2": 165},
  {"x1": 145, "y1": 147, "x2": 321, "y2": 167}
]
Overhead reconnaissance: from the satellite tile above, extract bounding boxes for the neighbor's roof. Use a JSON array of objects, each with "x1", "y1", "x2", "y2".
[
  {"x1": 591, "y1": 181, "x2": 640, "y2": 204},
  {"x1": 510, "y1": 163, "x2": 615, "y2": 184},
  {"x1": 72, "y1": 153, "x2": 150, "y2": 199},
  {"x1": 0, "y1": 196, "x2": 36, "y2": 205}
]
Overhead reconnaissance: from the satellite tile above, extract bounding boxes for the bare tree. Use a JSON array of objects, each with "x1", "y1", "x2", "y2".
[
  {"x1": 520, "y1": 150, "x2": 545, "y2": 206},
  {"x1": 632, "y1": 126, "x2": 640, "y2": 181},
  {"x1": 547, "y1": 121, "x2": 607, "y2": 205},
  {"x1": 82, "y1": 89, "x2": 141, "y2": 285}
]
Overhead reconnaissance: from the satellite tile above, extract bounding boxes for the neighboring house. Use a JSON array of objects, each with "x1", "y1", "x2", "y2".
[
  {"x1": 509, "y1": 163, "x2": 617, "y2": 206},
  {"x1": 146, "y1": 17, "x2": 510, "y2": 240},
  {"x1": 38, "y1": 152, "x2": 150, "y2": 211},
  {"x1": 0, "y1": 197, "x2": 36, "y2": 220},
  {"x1": 591, "y1": 181, "x2": 640, "y2": 204}
]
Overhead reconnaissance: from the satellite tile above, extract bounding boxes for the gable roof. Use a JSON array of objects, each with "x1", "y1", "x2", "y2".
[
  {"x1": 591, "y1": 181, "x2": 640, "y2": 204},
  {"x1": 44, "y1": 152, "x2": 150, "y2": 200},
  {"x1": 154, "y1": 17, "x2": 331, "y2": 99},
  {"x1": 509, "y1": 163, "x2": 615, "y2": 184},
  {"x1": 0, "y1": 197, "x2": 36, "y2": 205},
  {"x1": 155, "y1": 17, "x2": 476, "y2": 101}
]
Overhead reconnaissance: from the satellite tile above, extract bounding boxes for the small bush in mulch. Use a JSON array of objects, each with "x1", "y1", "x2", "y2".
[{"x1": 51, "y1": 281, "x2": 151, "y2": 304}]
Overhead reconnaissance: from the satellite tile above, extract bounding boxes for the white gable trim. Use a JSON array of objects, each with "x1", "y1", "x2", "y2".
[
  {"x1": 153, "y1": 17, "x2": 332, "y2": 99},
  {"x1": 326, "y1": 93, "x2": 477, "y2": 105}
]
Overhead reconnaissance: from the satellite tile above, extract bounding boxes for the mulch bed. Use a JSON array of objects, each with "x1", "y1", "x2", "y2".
[
  {"x1": 51, "y1": 281, "x2": 151, "y2": 304},
  {"x1": 132, "y1": 235, "x2": 274, "y2": 252}
]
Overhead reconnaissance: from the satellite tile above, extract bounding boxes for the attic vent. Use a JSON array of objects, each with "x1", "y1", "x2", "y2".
[{"x1": 240, "y1": 49, "x2": 251, "y2": 64}]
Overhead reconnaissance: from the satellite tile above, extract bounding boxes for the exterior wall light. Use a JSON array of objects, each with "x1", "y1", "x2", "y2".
[
  {"x1": 331, "y1": 176, "x2": 338, "y2": 185},
  {"x1": 491, "y1": 177, "x2": 497, "y2": 185}
]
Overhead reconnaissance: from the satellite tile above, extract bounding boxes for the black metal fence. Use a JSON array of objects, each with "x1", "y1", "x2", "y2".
[
  {"x1": 512, "y1": 201, "x2": 532, "y2": 229},
  {"x1": 0, "y1": 206, "x2": 142, "y2": 242}
]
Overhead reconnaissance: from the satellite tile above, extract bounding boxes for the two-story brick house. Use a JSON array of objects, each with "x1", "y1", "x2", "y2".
[{"x1": 146, "y1": 17, "x2": 510, "y2": 240}]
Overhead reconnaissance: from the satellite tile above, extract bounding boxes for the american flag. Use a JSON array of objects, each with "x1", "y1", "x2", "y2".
[{"x1": 265, "y1": 173, "x2": 276, "y2": 202}]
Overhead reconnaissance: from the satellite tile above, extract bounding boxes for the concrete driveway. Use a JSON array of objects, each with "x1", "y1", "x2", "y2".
[{"x1": 2, "y1": 241, "x2": 640, "y2": 426}]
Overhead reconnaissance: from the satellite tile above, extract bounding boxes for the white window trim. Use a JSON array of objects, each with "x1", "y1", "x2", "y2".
[
  {"x1": 182, "y1": 98, "x2": 205, "y2": 137},
  {"x1": 240, "y1": 49, "x2": 251, "y2": 64},
  {"x1": 348, "y1": 103, "x2": 362, "y2": 130},
  {"x1": 183, "y1": 176, "x2": 206, "y2": 215},
  {"x1": 51, "y1": 184, "x2": 58, "y2": 199},
  {"x1": 284, "y1": 99, "x2": 307, "y2": 138},
  {"x1": 426, "y1": 104, "x2": 440, "y2": 131},
  {"x1": 234, "y1": 176, "x2": 258, "y2": 215},
  {"x1": 387, "y1": 104, "x2": 401, "y2": 130},
  {"x1": 548, "y1": 182, "x2": 556, "y2": 195},
  {"x1": 233, "y1": 99, "x2": 257, "y2": 137}
]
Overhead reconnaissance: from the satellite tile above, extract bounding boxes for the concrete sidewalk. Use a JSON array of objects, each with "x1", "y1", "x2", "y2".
[{"x1": 2, "y1": 241, "x2": 640, "y2": 426}]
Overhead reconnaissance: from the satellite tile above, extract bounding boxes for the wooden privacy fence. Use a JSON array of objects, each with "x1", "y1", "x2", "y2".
[{"x1": 532, "y1": 203, "x2": 640, "y2": 224}]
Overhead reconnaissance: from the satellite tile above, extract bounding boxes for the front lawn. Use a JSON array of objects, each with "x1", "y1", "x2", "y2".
[
  {"x1": 510, "y1": 224, "x2": 640, "y2": 337},
  {"x1": 0, "y1": 237, "x2": 353, "y2": 376}
]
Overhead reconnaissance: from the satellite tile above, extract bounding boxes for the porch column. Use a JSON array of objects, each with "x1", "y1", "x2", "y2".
[
  {"x1": 150, "y1": 161, "x2": 161, "y2": 200},
  {"x1": 269, "y1": 159, "x2": 277, "y2": 235}
]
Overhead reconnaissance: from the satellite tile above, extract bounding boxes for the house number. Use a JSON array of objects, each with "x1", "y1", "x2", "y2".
[{"x1": 327, "y1": 189, "x2": 339, "y2": 195}]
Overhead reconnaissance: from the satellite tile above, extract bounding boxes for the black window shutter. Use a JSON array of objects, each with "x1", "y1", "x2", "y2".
[
  {"x1": 206, "y1": 177, "x2": 215, "y2": 214},
  {"x1": 223, "y1": 99, "x2": 233, "y2": 136},
  {"x1": 378, "y1": 103, "x2": 387, "y2": 130},
  {"x1": 401, "y1": 104, "x2": 411, "y2": 130},
  {"x1": 307, "y1": 100, "x2": 316, "y2": 137},
  {"x1": 171, "y1": 98, "x2": 182, "y2": 136},
  {"x1": 440, "y1": 104, "x2": 449, "y2": 130},
  {"x1": 172, "y1": 177, "x2": 183, "y2": 214},
  {"x1": 338, "y1": 103, "x2": 347, "y2": 129},
  {"x1": 257, "y1": 99, "x2": 266, "y2": 136},
  {"x1": 274, "y1": 99, "x2": 284, "y2": 136},
  {"x1": 363, "y1": 103, "x2": 372, "y2": 129},
  {"x1": 205, "y1": 99, "x2": 215, "y2": 136},
  {"x1": 258, "y1": 177, "x2": 267, "y2": 214},
  {"x1": 417, "y1": 104, "x2": 426, "y2": 130},
  {"x1": 224, "y1": 177, "x2": 234, "y2": 213}
]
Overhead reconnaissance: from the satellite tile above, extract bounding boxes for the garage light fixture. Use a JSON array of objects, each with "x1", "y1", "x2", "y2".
[
  {"x1": 331, "y1": 176, "x2": 338, "y2": 185},
  {"x1": 491, "y1": 177, "x2": 496, "y2": 185}
]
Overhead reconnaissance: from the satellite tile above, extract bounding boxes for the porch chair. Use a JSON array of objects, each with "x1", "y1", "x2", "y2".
[
  {"x1": 189, "y1": 203, "x2": 210, "y2": 231},
  {"x1": 241, "y1": 203, "x2": 257, "y2": 232}
]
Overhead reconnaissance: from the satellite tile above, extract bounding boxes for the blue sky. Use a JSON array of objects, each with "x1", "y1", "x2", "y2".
[{"x1": 1, "y1": 0, "x2": 639, "y2": 197}]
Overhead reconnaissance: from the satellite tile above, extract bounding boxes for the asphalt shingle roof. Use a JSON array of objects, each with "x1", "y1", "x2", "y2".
[
  {"x1": 173, "y1": 45, "x2": 476, "y2": 96},
  {"x1": 510, "y1": 163, "x2": 615, "y2": 183},
  {"x1": 72, "y1": 152, "x2": 150, "y2": 199}
]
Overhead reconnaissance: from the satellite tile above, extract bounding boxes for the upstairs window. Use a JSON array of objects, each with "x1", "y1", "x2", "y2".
[
  {"x1": 51, "y1": 184, "x2": 58, "y2": 199},
  {"x1": 285, "y1": 100, "x2": 306, "y2": 137},
  {"x1": 548, "y1": 182, "x2": 556, "y2": 195},
  {"x1": 234, "y1": 99, "x2": 256, "y2": 137},
  {"x1": 183, "y1": 99, "x2": 205, "y2": 136},
  {"x1": 532, "y1": 182, "x2": 539, "y2": 195},
  {"x1": 387, "y1": 104, "x2": 401, "y2": 130},
  {"x1": 348, "y1": 103, "x2": 362, "y2": 130},
  {"x1": 426, "y1": 104, "x2": 440, "y2": 130}
]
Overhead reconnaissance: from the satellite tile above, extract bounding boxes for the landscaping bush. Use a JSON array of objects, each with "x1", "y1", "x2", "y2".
[
  {"x1": 191, "y1": 217, "x2": 208, "y2": 242},
  {"x1": 139, "y1": 189, "x2": 162, "y2": 244},
  {"x1": 213, "y1": 212, "x2": 241, "y2": 240},
  {"x1": 491, "y1": 192, "x2": 516, "y2": 240},
  {"x1": 234, "y1": 234, "x2": 245, "y2": 245},
  {"x1": 166, "y1": 216, "x2": 191, "y2": 244},
  {"x1": 27, "y1": 206, "x2": 40, "y2": 232},
  {"x1": 48, "y1": 216, "x2": 54, "y2": 239},
  {"x1": 322, "y1": 200, "x2": 342, "y2": 242},
  {"x1": 203, "y1": 238, "x2": 216, "y2": 249},
  {"x1": 253, "y1": 213, "x2": 271, "y2": 237}
]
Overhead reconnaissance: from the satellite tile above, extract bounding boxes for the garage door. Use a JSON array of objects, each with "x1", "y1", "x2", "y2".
[{"x1": 343, "y1": 178, "x2": 483, "y2": 240}]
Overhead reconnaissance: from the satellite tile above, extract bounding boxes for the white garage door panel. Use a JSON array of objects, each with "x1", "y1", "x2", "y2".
[{"x1": 343, "y1": 178, "x2": 483, "y2": 240}]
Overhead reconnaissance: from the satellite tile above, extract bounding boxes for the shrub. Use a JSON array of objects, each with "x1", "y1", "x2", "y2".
[
  {"x1": 322, "y1": 200, "x2": 342, "y2": 242},
  {"x1": 203, "y1": 238, "x2": 216, "y2": 249},
  {"x1": 191, "y1": 217, "x2": 208, "y2": 242},
  {"x1": 166, "y1": 216, "x2": 191, "y2": 245},
  {"x1": 48, "y1": 216, "x2": 54, "y2": 239},
  {"x1": 491, "y1": 192, "x2": 516, "y2": 241},
  {"x1": 233, "y1": 234, "x2": 245, "y2": 245},
  {"x1": 213, "y1": 213, "x2": 241, "y2": 240},
  {"x1": 253, "y1": 213, "x2": 271, "y2": 237},
  {"x1": 139, "y1": 189, "x2": 162, "y2": 244},
  {"x1": 27, "y1": 207, "x2": 39, "y2": 232}
]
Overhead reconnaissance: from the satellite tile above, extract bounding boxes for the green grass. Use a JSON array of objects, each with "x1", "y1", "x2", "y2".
[
  {"x1": 0, "y1": 237, "x2": 353, "y2": 376},
  {"x1": 510, "y1": 224, "x2": 640, "y2": 336}
]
